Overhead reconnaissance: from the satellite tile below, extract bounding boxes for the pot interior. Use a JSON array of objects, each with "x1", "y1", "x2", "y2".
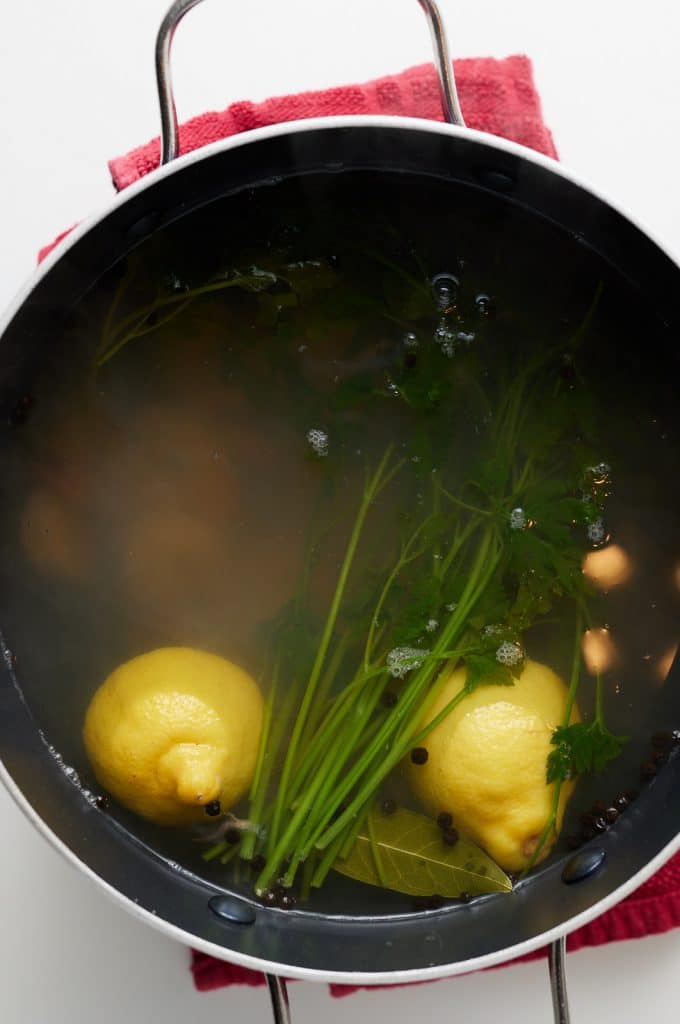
[{"x1": 0, "y1": 124, "x2": 679, "y2": 977}]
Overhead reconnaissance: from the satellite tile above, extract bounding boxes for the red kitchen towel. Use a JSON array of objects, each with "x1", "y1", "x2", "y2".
[
  {"x1": 40, "y1": 55, "x2": 557, "y2": 263},
  {"x1": 38, "y1": 51, "x2": 680, "y2": 993},
  {"x1": 107, "y1": 55, "x2": 557, "y2": 191}
]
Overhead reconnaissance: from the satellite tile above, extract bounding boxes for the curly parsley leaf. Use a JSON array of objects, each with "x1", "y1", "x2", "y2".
[
  {"x1": 547, "y1": 721, "x2": 628, "y2": 783},
  {"x1": 463, "y1": 652, "x2": 516, "y2": 690}
]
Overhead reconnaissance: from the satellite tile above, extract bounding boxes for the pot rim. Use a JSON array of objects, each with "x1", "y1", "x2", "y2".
[
  {"x1": 2, "y1": 753, "x2": 679, "y2": 984},
  {"x1": 3, "y1": 113, "x2": 679, "y2": 343},
  {"x1": 2, "y1": 113, "x2": 679, "y2": 984}
]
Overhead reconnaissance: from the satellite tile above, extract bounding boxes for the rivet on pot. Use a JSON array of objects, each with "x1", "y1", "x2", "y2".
[
  {"x1": 208, "y1": 894, "x2": 257, "y2": 925},
  {"x1": 561, "y1": 847, "x2": 606, "y2": 885}
]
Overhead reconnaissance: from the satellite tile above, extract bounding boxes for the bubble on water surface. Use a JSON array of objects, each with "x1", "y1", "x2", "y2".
[
  {"x1": 306, "y1": 428, "x2": 329, "y2": 457},
  {"x1": 586, "y1": 462, "x2": 612, "y2": 487},
  {"x1": 475, "y1": 293, "x2": 493, "y2": 316},
  {"x1": 386, "y1": 647, "x2": 430, "y2": 679},
  {"x1": 587, "y1": 517, "x2": 606, "y2": 545},
  {"x1": 43, "y1": 739, "x2": 97, "y2": 806},
  {"x1": 509, "y1": 507, "x2": 527, "y2": 531},
  {"x1": 434, "y1": 321, "x2": 457, "y2": 357},
  {"x1": 431, "y1": 273, "x2": 459, "y2": 311},
  {"x1": 496, "y1": 641, "x2": 524, "y2": 667}
]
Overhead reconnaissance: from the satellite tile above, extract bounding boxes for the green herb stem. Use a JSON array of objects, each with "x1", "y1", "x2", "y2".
[
  {"x1": 312, "y1": 527, "x2": 501, "y2": 854},
  {"x1": 267, "y1": 446, "x2": 397, "y2": 855},
  {"x1": 594, "y1": 673, "x2": 604, "y2": 725},
  {"x1": 240, "y1": 669, "x2": 278, "y2": 861}
]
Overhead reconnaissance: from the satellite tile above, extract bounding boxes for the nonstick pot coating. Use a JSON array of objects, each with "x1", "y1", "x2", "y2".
[{"x1": 1, "y1": 122, "x2": 679, "y2": 979}]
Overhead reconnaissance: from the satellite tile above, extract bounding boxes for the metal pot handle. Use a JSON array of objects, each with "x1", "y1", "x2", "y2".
[
  {"x1": 549, "y1": 938, "x2": 571, "y2": 1024},
  {"x1": 263, "y1": 945, "x2": 570, "y2": 1024},
  {"x1": 267, "y1": 974, "x2": 291, "y2": 1024},
  {"x1": 154, "y1": 0, "x2": 465, "y2": 166}
]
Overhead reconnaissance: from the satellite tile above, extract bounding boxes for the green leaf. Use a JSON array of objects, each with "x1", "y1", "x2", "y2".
[
  {"x1": 463, "y1": 652, "x2": 515, "y2": 690},
  {"x1": 333, "y1": 807, "x2": 512, "y2": 898},
  {"x1": 547, "y1": 721, "x2": 628, "y2": 783}
]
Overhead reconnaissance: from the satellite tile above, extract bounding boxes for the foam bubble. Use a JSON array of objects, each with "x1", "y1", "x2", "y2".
[
  {"x1": 496, "y1": 641, "x2": 523, "y2": 667},
  {"x1": 509, "y1": 507, "x2": 527, "y2": 531},
  {"x1": 587, "y1": 517, "x2": 606, "y2": 545},
  {"x1": 43, "y1": 740, "x2": 97, "y2": 806},
  {"x1": 386, "y1": 647, "x2": 430, "y2": 679},
  {"x1": 306, "y1": 428, "x2": 329, "y2": 457}
]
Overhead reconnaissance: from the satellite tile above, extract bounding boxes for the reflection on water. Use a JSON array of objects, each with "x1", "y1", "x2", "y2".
[
  {"x1": 582, "y1": 628, "x2": 618, "y2": 675},
  {"x1": 582, "y1": 544, "x2": 633, "y2": 590},
  {"x1": 658, "y1": 643, "x2": 679, "y2": 683}
]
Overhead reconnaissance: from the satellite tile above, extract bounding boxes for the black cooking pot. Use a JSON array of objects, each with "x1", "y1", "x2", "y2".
[{"x1": 1, "y1": 2, "x2": 679, "y2": 1020}]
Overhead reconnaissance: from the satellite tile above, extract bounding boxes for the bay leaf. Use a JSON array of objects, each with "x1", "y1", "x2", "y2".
[{"x1": 332, "y1": 807, "x2": 512, "y2": 898}]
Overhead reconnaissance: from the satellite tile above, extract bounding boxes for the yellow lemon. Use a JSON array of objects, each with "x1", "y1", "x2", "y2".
[
  {"x1": 83, "y1": 647, "x2": 264, "y2": 826},
  {"x1": 408, "y1": 659, "x2": 579, "y2": 872}
]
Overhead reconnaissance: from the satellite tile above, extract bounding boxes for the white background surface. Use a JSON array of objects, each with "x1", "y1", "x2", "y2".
[{"x1": 1, "y1": 1, "x2": 680, "y2": 1021}]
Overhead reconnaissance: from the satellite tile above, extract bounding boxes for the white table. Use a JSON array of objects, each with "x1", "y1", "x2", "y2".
[{"x1": 1, "y1": 2, "x2": 679, "y2": 1021}]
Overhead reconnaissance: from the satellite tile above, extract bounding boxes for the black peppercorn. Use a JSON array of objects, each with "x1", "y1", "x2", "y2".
[
  {"x1": 592, "y1": 816, "x2": 607, "y2": 834},
  {"x1": 640, "y1": 761, "x2": 657, "y2": 780},
  {"x1": 262, "y1": 890, "x2": 277, "y2": 907},
  {"x1": 591, "y1": 799, "x2": 607, "y2": 815},
  {"x1": 442, "y1": 827, "x2": 459, "y2": 847},
  {"x1": 613, "y1": 794, "x2": 630, "y2": 812},
  {"x1": 279, "y1": 893, "x2": 297, "y2": 910},
  {"x1": 566, "y1": 835, "x2": 582, "y2": 850},
  {"x1": 459, "y1": 892, "x2": 472, "y2": 903},
  {"x1": 381, "y1": 798, "x2": 397, "y2": 816},
  {"x1": 672, "y1": 730, "x2": 680, "y2": 745},
  {"x1": 95, "y1": 794, "x2": 109, "y2": 811},
  {"x1": 250, "y1": 854, "x2": 267, "y2": 872},
  {"x1": 404, "y1": 352, "x2": 418, "y2": 369},
  {"x1": 410, "y1": 747, "x2": 429, "y2": 765},
  {"x1": 204, "y1": 799, "x2": 221, "y2": 817},
  {"x1": 381, "y1": 690, "x2": 398, "y2": 708},
  {"x1": 581, "y1": 826, "x2": 595, "y2": 843},
  {"x1": 604, "y1": 807, "x2": 619, "y2": 825},
  {"x1": 625, "y1": 789, "x2": 639, "y2": 803},
  {"x1": 437, "y1": 812, "x2": 453, "y2": 830},
  {"x1": 580, "y1": 812, "x2": 595, "y2": 828},
  {"x1": 225, "y1": 827, "x2": 241, "y2": 845}
]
